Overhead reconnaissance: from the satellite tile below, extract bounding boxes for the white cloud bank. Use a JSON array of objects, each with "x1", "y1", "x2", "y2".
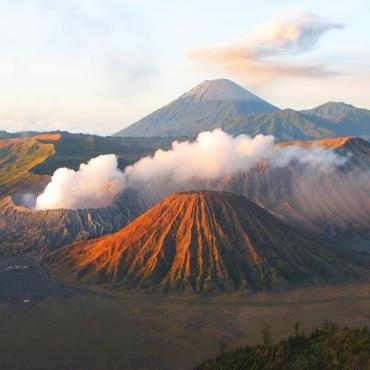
[{"x1": 188, "y1": 10, "x2": 345, "y2": 81}]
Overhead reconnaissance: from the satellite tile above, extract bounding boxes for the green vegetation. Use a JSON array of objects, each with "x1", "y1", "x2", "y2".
[
  {"x1": 2, "y1": 283, "x2": 370, "y2": 370},
  {"x1": 197, "y1": 322, "x2": 370, "y2": 370},
  {"x1": 0, "y1": 132, "x2": 178, "y2": 197},
  {"x1": 31, "y1": 133, "x2": 176, "y2": 174},
  {"x1": 221, "y1": 109, "x2": 340, "y2": 141},
  {"x1": 0, "y1": 136, "x2": 55, "y2": 196}
]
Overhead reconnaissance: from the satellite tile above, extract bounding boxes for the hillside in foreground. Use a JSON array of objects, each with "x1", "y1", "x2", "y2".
[
  {"x1": 2, "y1": 283, "x2": 370, "y2": 370},
  {"x1": 197, "y1": 323, "x2": 370, "y2": 370}
]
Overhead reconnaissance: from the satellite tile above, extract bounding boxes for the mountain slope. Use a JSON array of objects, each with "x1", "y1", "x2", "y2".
[
  {"x1": 0, "y1": 132, "x2": 175, "y2": 198},
  {"x1": 114, "y1": 79, "x2": 279, "y2": 137},
  {"x1": 0, "y1": 189, "x2": 144, "y2": 256},
  {"x1": 43, "y1": 191, "x2": 364, "y2": 294},
  {"x1": 217, "y1": 137, "x2": 370, "y2": 248},
  {"x1": 0, "y1": 132, "x2": 175, "y2": 256},
  {"x1": 197, "y1": 324, "x2": 370, "y2": 370},
  {"x1": 0, "y1": 134, "x2": 61, "y2": 197},
  {"x1": 114, "y1": 81, "x2": 370, "y2": 140},
  {"x1": 301, "y1": 102, "x2": 370, "y2": 140},
  {"x1": 0, "y1": 130, "x2": 14, "y2": 139},
  {"x1": 217, "y1": 109, "x2": 340, "y2": 141}
]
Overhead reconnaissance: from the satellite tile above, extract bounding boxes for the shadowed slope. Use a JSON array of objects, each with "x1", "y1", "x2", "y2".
[
  {"x1": 302, "y1": 102, "x2": 370, "y2": 140},
  {"x1": 44, "y1": 191, "x2": 365, "y2": 294},
  {"x1": 218, "y1": 109, "x2": 340, "y2": 141},
  {"x1": 114, "y1": 79, "x2": 278, "y2": 137},
  {"x1": 0, "y1": 189, "x2": 145, "y2": 256},
  {"x1": 218, "y1": 137, "x2": 370, "y2": 248},
  {"x1": 115, "y1": 86, "x2": 370, "y2": 141},
  {"x1": 197, "y1": 323, "x2": 370, "y2": 370}
]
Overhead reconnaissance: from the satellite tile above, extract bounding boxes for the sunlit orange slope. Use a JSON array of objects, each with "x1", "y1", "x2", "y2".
[
  {"x1": 0, "y1": 134, "x2": 62, "y2": 197},
  {"x1": 44, "y1": 191, "x2": 366, "y2": 293}
]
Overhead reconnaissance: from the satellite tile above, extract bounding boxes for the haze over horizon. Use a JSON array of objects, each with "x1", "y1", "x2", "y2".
[{"x1": 0, "y1": 0, "x2": 369, "y2": 135}]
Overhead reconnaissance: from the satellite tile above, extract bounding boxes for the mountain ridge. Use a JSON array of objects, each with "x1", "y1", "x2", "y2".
[
  {"x1": 114, "y1": 79, "x2": 370, "y2": 140},
  {"x1": 114, "y1": 79, "x2": 279, "y2": 137},
  {"x1": 301, "y1": 102, "x2": 370, "y2": 139},
  {"x1": 181, "y1": 78, "x2": 267, "y2": 102}
]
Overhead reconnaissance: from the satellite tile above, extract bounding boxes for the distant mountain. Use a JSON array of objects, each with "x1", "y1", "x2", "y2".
[
  {"x1": 303, "y1": 102, "x2": 361, "y2": 120},
  {"x1": 0, "y1": 131, "x2": 12, "y2": 139},
  {"x1": 113, "y1": 79, "x2": 279, "y2": 137},
  {"x1": 217, "y1": 109, "x2": 341, "y2": 141},
  {"x1": 114, "y1": 80, "x2": 370, "y2": 141},
  {"x1": 301, "y1": 102, "x2": 370, "y2": 140},
  {"x1": 43, "y1": 191, "x2": 364, "y2": 294}
]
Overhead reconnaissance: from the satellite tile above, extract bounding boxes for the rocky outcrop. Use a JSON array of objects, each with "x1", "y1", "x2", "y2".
[{"x1": 0, "y1": 189, "x2": 145, "y2": 256}]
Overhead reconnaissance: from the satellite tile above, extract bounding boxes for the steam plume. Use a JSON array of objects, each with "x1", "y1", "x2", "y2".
[
  {"x1": 35, "y1": 129, "x2": 348, "y2": 210},
  {"x1": 36, "y1": 154, "x2": 124, "y2": 210},
  {"x1": 125, "y1": 129, "x2": 345, "y2": 185}
]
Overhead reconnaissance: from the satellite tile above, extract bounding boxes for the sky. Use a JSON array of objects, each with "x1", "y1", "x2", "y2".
[{"x1": 0, "y1": 0, "x2": 369, "y2": 135}]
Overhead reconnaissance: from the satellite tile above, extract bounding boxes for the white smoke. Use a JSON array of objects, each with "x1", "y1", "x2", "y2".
[
  {"x1": 270, "y1": 144, "x2": 348, "y2": 169},
  {"x1": 125, "y1": 130, "x2": 275, "y2": 185},
  {"x1": 35, "y1": 154, "x2": 125, "y2": 210},
  {"x1": 35, "y1": 129, "x2": 348, "y2": 210},
  {"x1": 124, "y1": 129, "x2": 346, "y2": 187},
  {"x1": 20, "y1": 192, "x2": 37, "y2": 208}
]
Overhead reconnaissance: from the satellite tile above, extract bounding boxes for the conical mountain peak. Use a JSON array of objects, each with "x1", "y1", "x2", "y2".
[
  {"x1": 114, "y1": 79, "x2": 278, "y2": 137},
  {"x1": 43, "y1": 191, "x2": 363, "y2": 294},
  {"x1": 183, "y1": 79, "x2": 263, "y2": 102}
]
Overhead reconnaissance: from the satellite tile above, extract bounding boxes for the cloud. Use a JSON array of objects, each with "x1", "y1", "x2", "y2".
[
  {"x1": 0, "y1": 1, "x2": 160, "y2": 134},
  {"x1": 188, "y1": 10, "x2": 345, "y2": 81},
  {"x1": 248, "y1": 11, "x2": 345, "y2": 55}
]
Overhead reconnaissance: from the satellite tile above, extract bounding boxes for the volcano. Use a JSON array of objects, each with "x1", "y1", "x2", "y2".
[
  {"x1": 44, "y1": 191, "x2": 365, "y2": 294},
  {"x1": 0, "y1": 189, "x2": 145, "y2": 256},
  {"x1": 114, "y1": 79, "x2": 370, "y2": 141},
  {"x1": 113, "y1": 79, "x2": 278, "y2": 137}
]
